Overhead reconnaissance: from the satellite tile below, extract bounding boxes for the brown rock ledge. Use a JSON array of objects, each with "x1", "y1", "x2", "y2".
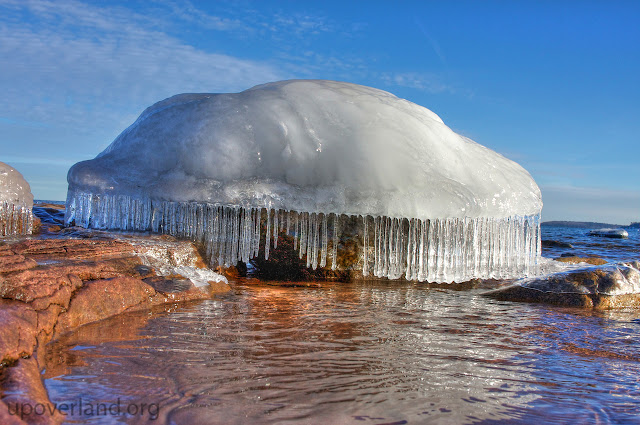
[
  {"x1": 0, "y1": 233, "x2": 230, "y2": 424},
  {"x1": 554, "y1": 256, "x2": 608, "y2": 266}
]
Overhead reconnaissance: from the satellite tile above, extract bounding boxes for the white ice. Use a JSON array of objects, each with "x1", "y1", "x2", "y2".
[
  {"x1": 129, "y1": 235, "x2": 228, "y2": 288},
  {"x1": 1, "y1": 161, "x2": 34, "y2": 236},
  {"x1": 68, "y1": 80, "x2": 541, "y2": 219},
  {"x1": 65, "y1": 80, "x2": 543, "y2": 282}
]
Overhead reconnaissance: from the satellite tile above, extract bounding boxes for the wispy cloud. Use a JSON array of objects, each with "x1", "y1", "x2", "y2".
[
  {"x1": 380, "y1": 72, "x2": 458, "y2": 95},
  {"x1": 271, "y1": 12, "x2": 334, "y2": 36},
  {"x1": 0, "y1": 0, "x2": 283, "y2": 142},
  {"x1": 152, "y1": 0, "x2": 246, "y2": 32}
]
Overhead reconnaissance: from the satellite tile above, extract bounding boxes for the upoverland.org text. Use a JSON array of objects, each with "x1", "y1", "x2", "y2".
[{"x1": 7, "y1": 398, "x2": 159, "y2": 421}]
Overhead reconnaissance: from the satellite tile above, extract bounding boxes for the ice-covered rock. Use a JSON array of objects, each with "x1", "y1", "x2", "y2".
[
  {"x1": 588, "y1": 228, "x2": 629, "y2": 239},
  {"x1": 65, "y1": 80, "x2": 542, "y2": 282},
  {"x1": 485, "y1": 261, "x2": 640, "y2": 309},
  {"x1": 1, "y1": 161, "x2": 34, "y2": 236}
]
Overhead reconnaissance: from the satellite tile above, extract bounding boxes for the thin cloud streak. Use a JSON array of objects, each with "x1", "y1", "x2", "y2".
[
  {"x1": 0, "y1": 0, "x2": 283, "y2": 137},
  {"x1": 381, "y1": 72, "x2": 457, "y2": 94}
]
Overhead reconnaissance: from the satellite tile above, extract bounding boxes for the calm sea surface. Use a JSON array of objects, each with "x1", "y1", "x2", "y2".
[{"x1": 43, "y1": 227, "x2": 640, "y2": 425}]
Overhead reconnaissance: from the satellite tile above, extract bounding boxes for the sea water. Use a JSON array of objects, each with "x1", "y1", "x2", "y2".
[{"x1": 42, "y1": 227, "x2": 640, "y2": 425}]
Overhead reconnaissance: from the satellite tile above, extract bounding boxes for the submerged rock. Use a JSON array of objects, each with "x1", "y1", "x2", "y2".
[
  {"x1": 541, "y1": 239, "x2": 573, "y2": 249},
  {"x1": 485, "y1": 261, "x2": 640, "y2": 309}
]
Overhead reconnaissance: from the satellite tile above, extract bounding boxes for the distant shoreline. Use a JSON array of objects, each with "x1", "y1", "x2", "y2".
[{"x1": 542, "y1": 220, "x2": 639, "y2": 229}]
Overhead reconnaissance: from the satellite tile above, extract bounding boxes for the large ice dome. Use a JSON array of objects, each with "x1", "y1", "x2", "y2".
[
  {"x1": 68, "y1": 80, "x2": 540, "y2": 219},
  {"x1": 66, "y1": 80, "x2": 542, "y2": 282},
  {"x1": 1, "y1": 161, "x2": 34, "y2": 236}
]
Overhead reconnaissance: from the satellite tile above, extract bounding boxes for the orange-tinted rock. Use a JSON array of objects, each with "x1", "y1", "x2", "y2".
[
  {"x1": 0, "y1": 228, "x2": 230, "y2": 425},
  {"x1": 0, "y1": 250, "x2": 37, "y2": 273},
  {"x1": 0, "y1": 300, "x2": 37, "y2": 364},
  {"x1": 55, "y1": 276, "x2": 156, "y2": 333},
  {"x1": 11, "y1": 239, "x2": 136, "y2": 261}
]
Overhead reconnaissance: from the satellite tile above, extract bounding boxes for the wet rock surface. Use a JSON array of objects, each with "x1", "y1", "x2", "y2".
[
  {"x1": 542, "y1": 239, "x2": 573, "y2": 249},
  {"x1": 485, "y1": 261, "x2": 640, "y2": 309},
  {"x1": 0, "y1": 214, "x2": 230, "y2": 424},
  {"x1": 554, "y1": 256, "x2": 608, "y2": 265}
]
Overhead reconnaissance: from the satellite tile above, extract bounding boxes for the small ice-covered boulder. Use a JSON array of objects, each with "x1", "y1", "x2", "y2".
[
  {"x1": 65, "y1": 80, "x2": 543, "y2": 282},
  {"x1": 1, "y1": 162, "x2": 34, "y2": 236},
  {"x1": 588, "y1": 228, "x2": 629, "y2": 239},
  {"x1": 485, "y1": 261, "x2": 640, "y2": 309}
]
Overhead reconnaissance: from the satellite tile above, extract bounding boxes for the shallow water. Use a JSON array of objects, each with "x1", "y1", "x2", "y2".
[{"x1": 44, "y1": 279, "x2": 640, "y2": 425}]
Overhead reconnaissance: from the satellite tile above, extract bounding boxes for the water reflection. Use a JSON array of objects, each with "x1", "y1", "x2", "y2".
[{"x1": 44, "y1": 280, "x2": 640, "y2": 424}]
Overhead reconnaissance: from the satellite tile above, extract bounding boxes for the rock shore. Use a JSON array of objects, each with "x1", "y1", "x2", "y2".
[{"x1": 0, "y1": 227, "x2": 229, "y2": 424}]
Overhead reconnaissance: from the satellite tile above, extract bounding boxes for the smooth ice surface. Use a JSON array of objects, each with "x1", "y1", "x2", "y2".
[
  {"x1": 0, "y1": 161, "x2": 33, "y2": 208},
  {"x1": 1, "y1": 161, "x2": 34, "y2": 236},
  {"x1": 514, "y1": 261, "x2": 640, "y2": 296},
  {"x1": 68, "y1": 80, "x2": 541, "y2": 219}
]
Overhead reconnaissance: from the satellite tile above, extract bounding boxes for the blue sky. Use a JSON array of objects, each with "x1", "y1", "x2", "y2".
[{"x1": 1, "y1": 0, "x2": 639, "y2": 223}]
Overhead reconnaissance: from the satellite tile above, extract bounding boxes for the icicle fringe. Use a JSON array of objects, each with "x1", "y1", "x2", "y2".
[
  {"x1": 64, "y1": 191, "x2": 541, "y2": 282},
  {"x1": 0, "y1": 201, "x2": 33, "y2": 236}
]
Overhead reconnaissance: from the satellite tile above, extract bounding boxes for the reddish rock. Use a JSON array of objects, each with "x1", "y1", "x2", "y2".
[
  {"x1": 55, "y1": 276, "x2": 156, "y2": 333},
  {"x1": 0, "y1": 230, "x2": 230, "y2": 425},
  {"x1": 0, "y1": 300, "x2": 37, "y2": 364},
  {"x1": 0, "y1": 250, "x2": 37, "y2": 273}
]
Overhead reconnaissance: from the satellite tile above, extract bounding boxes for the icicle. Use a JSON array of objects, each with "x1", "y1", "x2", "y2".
[
  {"x1": 417, "y1": 219, "x2": 427, "y2": 282},
  {"x1": 293, "y1": 211, "x2": 299, "y2": 250},
  {"x1": 253, "y1": 208, "x2": 260, "y2": 258},
  {"x1": 299, "y1": 212, "x2": 307, "y2": 259},
  {"x1": 278, "y1": 210, "x2": 287, "y2": 233},
  {"x1": 312, "y1": 213, "x2": 319, "y2": 270},
  {"x1": 320, "y1": 213, "x2": 328, "y2": 268},
  {"x1": 362, "y1": 215, "x2": 369, "y2": 277},
  {"x1": 273, "y1": 208, "x2": 279, "y2": 249},
  {"x1": 331, "y1": 213, "x2": 339, "y2": 270},
  {"x1": 265, "y1": 208, "x2": 271, "y2": 260},
  {"x1": 215, "y1": 206, "x2": 223, "y2": 265},
  {"x1": 0, "y1": 202, "x2": 33, "y2": 236},
  {"x1": 306, "y1": 213, "x2": 314, "y2": 268}
]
